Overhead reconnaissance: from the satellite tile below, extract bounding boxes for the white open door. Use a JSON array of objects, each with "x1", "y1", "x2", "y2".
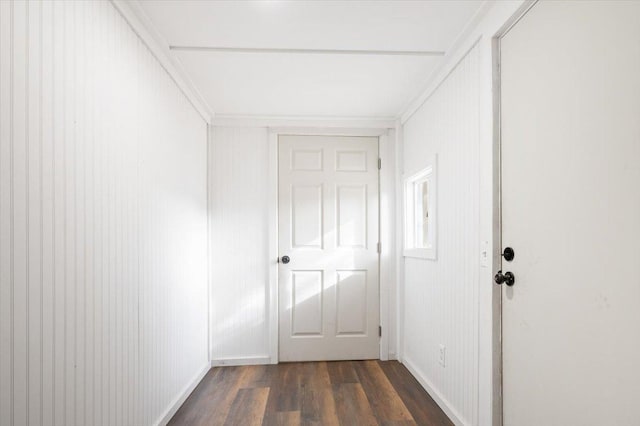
[
  {"x1": 278, "y1": 135, "x2": 379, "y2": 362},
  {"x1": 500, "y1": 2, "x2": 640, "y2": 424}
]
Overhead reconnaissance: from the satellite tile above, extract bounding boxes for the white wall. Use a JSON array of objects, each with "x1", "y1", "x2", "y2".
[
  {"x1": 208, "y1": 126, "x2": 271, "y2": 364},
  {"x1": 0, "y1": 1, "x2": 209, "y2": 425},
  {"x1": 397, "y1": 2, "x2": 527, "y2": 426},
  {"x1": 401, "y1": 44, "x2": 480, "y2": 426},
  {"x1": 208, "y1": 125, "x2": 397, "y2": 364}
]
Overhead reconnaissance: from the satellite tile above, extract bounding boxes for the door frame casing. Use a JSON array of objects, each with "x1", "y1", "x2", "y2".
[
  {"x1": 393, "y1": 1, "x2": 535, "y2": 424},
  {"x1": 492, "y1": 1, "x2": 540, "y2": 424},
  {"x1": 267, "y1": 127, "x2": 396, "y2": 364}
]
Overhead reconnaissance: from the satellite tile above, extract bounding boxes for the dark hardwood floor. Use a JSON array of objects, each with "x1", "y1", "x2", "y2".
[{"x1": 168, "y1": 360, "x2": 453, "y2": 426}]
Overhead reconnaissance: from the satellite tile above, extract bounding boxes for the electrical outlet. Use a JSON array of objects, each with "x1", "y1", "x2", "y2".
[{"x1": 439, "y1": 344, "x2": 446, "y2": 367}]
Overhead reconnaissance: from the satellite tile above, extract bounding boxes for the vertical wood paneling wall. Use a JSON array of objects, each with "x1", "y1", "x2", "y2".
[
  {"x1": 401, "y1": 43, "x2": 480, "y2": 425},
  {"x1": 208, "y1": 127, "x2": 270, "y2": 363},
  {"x1": 0, "y1": 1, "x2": 209, "y2": 425}
]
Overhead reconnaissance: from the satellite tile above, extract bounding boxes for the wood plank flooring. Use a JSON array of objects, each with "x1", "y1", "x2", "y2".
[{"x1": 168, "y1": 361, "x2": 453, "y2": 426}]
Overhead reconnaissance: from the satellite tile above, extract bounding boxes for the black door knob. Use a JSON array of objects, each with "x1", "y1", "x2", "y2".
[
  {"x1": 494, "y1": 270, "x2": 515, "y2": 286},
  {"x1": 280, "y1": 256, "x2": 290, "y2": 264}
]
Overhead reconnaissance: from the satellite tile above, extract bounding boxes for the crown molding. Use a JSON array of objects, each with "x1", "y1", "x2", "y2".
[
  {"x1": 110, "y1": 0, "x2": 214, "y2": 123},
  {"x1": 212, "y1": 114, "x2": 396, "y2": 129},
  {"x1": 398, "y1": 0, "x2": 493, "y2": 124},
  {"x1": 170, "y1": 45, "x2": 445, "y2": 57}
]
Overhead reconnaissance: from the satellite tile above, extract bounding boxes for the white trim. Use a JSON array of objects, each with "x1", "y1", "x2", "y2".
[
  {"x1": 403, "y1": 249, "x2": 436, "y2": 260},
  {"x1": 211, "y1": 356, "x2": 272, "y2": 367},
  {"x1": 270, "y1": 127, "x2": 388, "y2": 137},
  {"x1": 170, "y1": 45, "x2": 445, "y2": 57},
  {"x1": 110, "y1": 0, "x2": 214, "y2": 123},
  {"x1": 394, "y1": 119, "x2": 405, "y2": 363},
  {"x1": 268, "y1": 131, "x2": 280, "y2": 365},
  {"x1": 378, "y1": 133, "x2": 390, "y2": 361},
  {"x1": 398, "y1": 1, "x2": 493, "y2": 123},
  {"x1": 267, "y1": 127, "x2": 394, "y2": 362},
  {"x1": 488, "y1": 36, "x2": 504, "y2": 426},
  {"x1": 400, "y1": 38, "x2": 481, "y2": 125},
  {"x1": 402, "y1": 159, "x2": 437, "y2": 260},
  {"x1": 207, "y1": 125, "x2": 212, "y2": 366},
  {"x1": 402, "y1": 356, "x2": 468, "y2": 426},
  {"x1": 399, "y1": 1, "x2": 533, "y2": 125},
  {"x1": 213, "y1": 114, "x2": 395, "y2": 129},
  {"x1": 155, "y1": 363, "x2": 210, "y2": 426},
  {"x1": 497, "y1": 0, "x2": 540, "y2": 39},
  {"x1": 378, "y1": 131, "x2": 396, "y2": 361},
  {"x1": 489, "y1": 3, "x2": 540, "y2": 425}
]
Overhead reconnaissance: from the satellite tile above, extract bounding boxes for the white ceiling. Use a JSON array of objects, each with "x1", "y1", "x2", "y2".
[{"x1": 139, "y1": 0, "x2": 484, "y2": 118}]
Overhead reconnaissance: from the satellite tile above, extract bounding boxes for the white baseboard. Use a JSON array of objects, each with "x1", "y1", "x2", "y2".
[
  {"x1": 402, "y1": 355, "x2": 468, "y2": 426},
  {"x1": 211, "y1": 355, "x2": 271, "y2": 367},
  {"x1": 155, "y1": 362, "x2": 211, "y2": 426}
]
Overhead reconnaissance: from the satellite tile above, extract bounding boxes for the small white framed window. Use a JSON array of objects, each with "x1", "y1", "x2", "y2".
[{"x1": 403, "y1": 157, "x2": 437, "y2": 259}]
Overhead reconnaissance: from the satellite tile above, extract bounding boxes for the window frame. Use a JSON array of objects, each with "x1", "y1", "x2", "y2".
[{"x1": 403, "y1": 157, "x2": 437, "y2": 260}]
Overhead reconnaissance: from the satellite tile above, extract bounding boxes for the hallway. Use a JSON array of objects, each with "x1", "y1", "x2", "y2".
[
  {"x1": 169, "y1": 361, "x2": 452, "y2": 426},
  {"x1": 2, "y1": 1, "x2": 639, "y2": 425}
]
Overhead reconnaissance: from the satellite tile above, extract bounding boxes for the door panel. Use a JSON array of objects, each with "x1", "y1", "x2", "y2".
[
  {"x1": 291, "y1": 270, "x2": 323, "y2": 336},
  {"x1": 292, "y1": 185, "x2": 323, "y2": 248},
  {"x1": 279, "y1": 135, "x2": 379, "y2": 361},
  {"x1": 337, "y1": 185, "x2": 367, "y2": 247},
  {"x1": 336, "y1": 270, "x2": 368, "y2": 335},
  {"x1": 500, "y1": 2, "x2": 640, "y2": 425}
]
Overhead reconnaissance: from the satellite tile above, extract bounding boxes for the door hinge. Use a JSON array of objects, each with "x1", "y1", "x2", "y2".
[
  {"x1": 377, "y1": 242, "x2": 381, "y2": 253},
  {"x1": 378, "y1": 158, "x2": 382, "y2": 170},
  {"x1": 378, "y1": 326, "x2": 382, "y2": 337}
]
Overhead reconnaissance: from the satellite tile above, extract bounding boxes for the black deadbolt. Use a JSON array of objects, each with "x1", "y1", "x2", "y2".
[
  {"x1": 502, "y1": 247, "x2": 515, "y2": 262},
  {"x1": 281, "y1": 256, "x2": 290, "y2": 264},
  {"x1": 494, "y1": 270, "x2": 515, "y2": 286}
]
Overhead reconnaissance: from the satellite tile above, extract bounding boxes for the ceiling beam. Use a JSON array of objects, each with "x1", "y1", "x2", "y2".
[{"x1": 170, "y1": 45, "x2": 445, "y2": 57}]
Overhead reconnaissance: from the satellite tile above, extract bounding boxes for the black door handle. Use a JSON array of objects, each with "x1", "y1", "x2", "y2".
[
  {"x1": 280, "y1": 256, "x2": 290, "y2": 264},
  {"x1": 494, "y1": 270, "x2": 515, "y2": 286}
]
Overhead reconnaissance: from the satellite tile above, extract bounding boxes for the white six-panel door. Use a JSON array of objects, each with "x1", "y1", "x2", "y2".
[
  {"x1": 278, "y1": 135, "x2": 379, "y2": 361},
  {"x1": 500, "y1": 2, "x2": 640, "y2": 424}
]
